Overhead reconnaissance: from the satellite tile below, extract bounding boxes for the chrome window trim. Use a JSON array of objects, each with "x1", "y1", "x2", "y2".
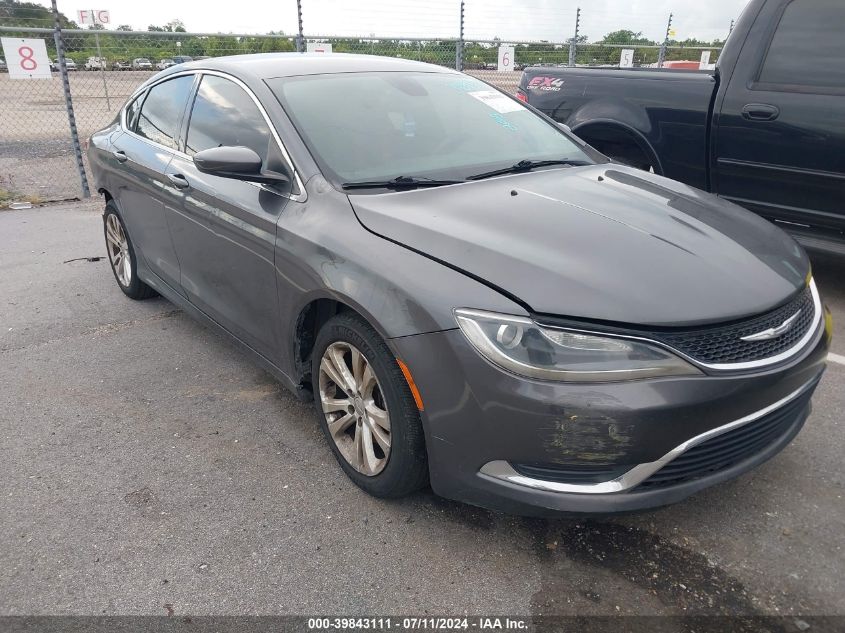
[
  {"x1": 533, "y1": 278, "x2": 823, "y2": 373},
  {"x1": 479, "y1": 377, "x2": 817, "y2": 495},
  {"x1": 119, "y1": 69, "x2": 307, "y2": 203}
]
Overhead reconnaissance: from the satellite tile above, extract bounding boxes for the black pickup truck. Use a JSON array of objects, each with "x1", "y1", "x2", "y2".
[{"x1": 518, "y1": 0, "x2": 845, "y2": 255}]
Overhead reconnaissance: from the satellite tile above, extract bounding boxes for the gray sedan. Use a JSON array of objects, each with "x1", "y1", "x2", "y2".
[{"x1": 87, "y1": 53, "x2": 831, "y2": 515}]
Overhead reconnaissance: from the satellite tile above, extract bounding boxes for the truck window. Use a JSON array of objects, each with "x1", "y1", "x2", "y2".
[{"x1": 757, "y1": 0, "x2": 845, "y2": 91}]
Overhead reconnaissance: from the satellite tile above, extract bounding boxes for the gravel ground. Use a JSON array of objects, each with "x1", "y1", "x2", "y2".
[{"x1": 0, "y1": 200, "x2": 843, "y2": 617}]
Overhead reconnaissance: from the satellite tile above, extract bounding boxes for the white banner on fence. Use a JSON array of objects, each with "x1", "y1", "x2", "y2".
[
  {"x1": 306, "y1": 42, "x2": 333, "y2": 53},
  {"x1": 1, "y1": 37, "x2": 51, "y2": 79},
  {"x1": 699, "y1": 50, "x2": 712, "y2": 69},
  {"x1": 497, "y1": 45, "x2": 515, "y2": 72},
  {"x1": 77, "y1": 10, "x2": 110, "y2": 25},
  {"x1": 619, "y1": 48, "x2": 635, "y2": 68}
]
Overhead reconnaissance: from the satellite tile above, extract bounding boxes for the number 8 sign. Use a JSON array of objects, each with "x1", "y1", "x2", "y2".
[{"x1": 1, "y1": 37, "x2": 52, "y2": 79}]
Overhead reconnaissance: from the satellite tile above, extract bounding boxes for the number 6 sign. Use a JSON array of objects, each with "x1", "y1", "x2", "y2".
[
  {"x1": 498, "y1": 45, "x2": 515, "y2": 72},
  {"x1": 1, "y1": 37, "x2": 52, "y2": 79}
]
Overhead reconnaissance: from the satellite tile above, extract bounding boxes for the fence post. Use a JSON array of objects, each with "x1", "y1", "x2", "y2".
[
  {"x1": 456, "y1": 0, "x2": 464, "y2": 71},
  {"x1": 657, "y1": 12, "x2": 672, "y2": 68},
  {"x1": 94, "y1": 31, "x2": 110, "y2": 110},
  {"x1": 296, "y1": 0, "x2": 304, "y2": 52},
  {"x1": 568, "y1": 6, "x2": 580, "y2": 67},
  {"x1": 51, "y1": 0, "x2": 90, "y2": 198}
]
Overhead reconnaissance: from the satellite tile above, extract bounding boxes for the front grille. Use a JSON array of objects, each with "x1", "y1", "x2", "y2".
[
  {"x1": 651, "y1": 285, "x2": 815, "y2": 365},
  {"x1": 637, "y1": 386, "x2": 815, "y2": 490}
]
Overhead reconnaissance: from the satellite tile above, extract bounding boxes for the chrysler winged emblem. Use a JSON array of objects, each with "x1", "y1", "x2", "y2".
[{"x1": 740, "y1": 310, "x2": 802, "y2": 342}]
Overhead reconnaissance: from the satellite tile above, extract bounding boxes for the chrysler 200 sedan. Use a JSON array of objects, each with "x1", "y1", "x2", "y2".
[{"x1": 88, "y1": 54, "x2": 831, "y2": 515}]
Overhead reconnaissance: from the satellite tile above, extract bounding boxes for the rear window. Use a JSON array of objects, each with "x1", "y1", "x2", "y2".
[
  {"x1": 134, "y1": 75, "x2": 194, "y2": 149},
  {"x1": 758, "y1": 0, "x2": 845, "y2": 90}
]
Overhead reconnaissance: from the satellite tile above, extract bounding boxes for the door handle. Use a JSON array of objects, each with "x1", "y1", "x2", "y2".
[
  {"x1": 741, "y1": 103, "x2": 780, "y2": 121},
  {"x1": 112, "y1": 150, "x2": 128, "y2": 163},
  {"x1": 167, "y1": 173, "x2": 190, "y2": 190}
]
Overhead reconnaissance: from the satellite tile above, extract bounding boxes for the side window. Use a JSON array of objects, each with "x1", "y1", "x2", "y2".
[
  {"x1": 125, "y1": 92, "x2": 144, "y2": 131},
  {"x1": 757, "y1": 0, "x2": 845, "y2": 90},
  {"x1": 135, "y1": 75, "x2": 194, "y2": 149},
  {"x1": 186, "y1": 75, "x2": 274, "y2": 168}
]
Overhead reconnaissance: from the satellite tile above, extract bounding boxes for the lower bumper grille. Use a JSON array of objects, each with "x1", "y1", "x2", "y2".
[
  {"x1": 512, "y1": 463, "x2": 629, "y2": 485},
  {"x1": 501, "y1": 382, "x2": 816, "y2": 493},
  {"x1": 636, "y1": 387, "x2": 814, "y2": 490}
]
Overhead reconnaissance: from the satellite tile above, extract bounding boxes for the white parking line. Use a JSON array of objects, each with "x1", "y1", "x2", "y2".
[{"x1": 829, "y1": 352, "x2": 845, "y2": 366}]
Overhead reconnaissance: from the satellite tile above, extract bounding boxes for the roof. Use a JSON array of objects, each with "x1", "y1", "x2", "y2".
[{"x1": 178, "y1": 52, "x2": 459, "y2": 80}]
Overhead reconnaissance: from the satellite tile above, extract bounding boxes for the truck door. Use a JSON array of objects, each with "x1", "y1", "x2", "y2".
[{"x1": 713, "y1": 0, "x2": 845, "y2": 240}]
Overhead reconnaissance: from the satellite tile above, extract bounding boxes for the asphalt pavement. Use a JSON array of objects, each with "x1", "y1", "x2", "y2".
[{"x1": 1, "y1": 201, "x2": 843, "y2": 617}]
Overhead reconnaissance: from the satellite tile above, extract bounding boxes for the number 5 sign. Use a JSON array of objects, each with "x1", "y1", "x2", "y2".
[
  {"x1": 498, "y1": 45, "x2": 515, "y2": 72},
  {"x1": 1, "y1": 37, "x2": 52, "y2": 79}
]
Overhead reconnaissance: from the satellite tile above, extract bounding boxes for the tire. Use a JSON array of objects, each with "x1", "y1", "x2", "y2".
[
  {"x1": 312, "y1": 312, "x2": 428, "y2": 498},
  {"x1": 103, "y1": 200, "x2": 157, "y2": 300}
]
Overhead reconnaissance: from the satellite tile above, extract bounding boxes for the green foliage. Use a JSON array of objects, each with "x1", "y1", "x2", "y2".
[
  {"x1": 0, "y1": 0, "x2": 76, "y2": 28},
  {"x1": 0, "y1": 8, "x2": 725, "y2": 69}
]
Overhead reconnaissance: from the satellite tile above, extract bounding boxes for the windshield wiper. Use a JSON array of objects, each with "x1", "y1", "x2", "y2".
[
  {"x1": 467, "y1": 159, "x2": 590, "y2": 181},
  {"x1": 342, "y1": 175, "x2": 463, "y2": 190}
]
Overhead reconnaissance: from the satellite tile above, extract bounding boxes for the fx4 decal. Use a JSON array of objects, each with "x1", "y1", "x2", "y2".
[{"x1": 527, "y1": 76, "x2": 564, "y2": 91}]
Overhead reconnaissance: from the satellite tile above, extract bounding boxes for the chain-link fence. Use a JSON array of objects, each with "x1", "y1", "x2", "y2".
[{"x1": 0, "y1": 8, "x2": 727, "y2": 206}]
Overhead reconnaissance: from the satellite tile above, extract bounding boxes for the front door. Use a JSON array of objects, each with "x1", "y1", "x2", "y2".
[
  {"x1": 165, "y1": 73, "x2": 294, "y2": 360},
  {"x1": 713, "y1": 0, "x2": 845, "y2": 236}
]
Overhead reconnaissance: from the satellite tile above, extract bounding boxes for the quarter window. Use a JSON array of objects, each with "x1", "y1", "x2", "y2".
[
  {"x1": 758, "y1": 0, "x2": 845, "y2": 90},
  {"x1": 185, "y1": 75, "x2": 273, "y2": 168},
  {"x1": 125, "y1": 92, "x2": 144, "y2": 131},
  {"x1": 134, "y1": 75, "x2": 194, "y2": 149}
]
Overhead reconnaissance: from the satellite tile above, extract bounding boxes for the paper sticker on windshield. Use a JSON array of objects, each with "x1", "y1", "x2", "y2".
[{"x1": 468, "y1": 90, "x2": 524, "y2": 114}]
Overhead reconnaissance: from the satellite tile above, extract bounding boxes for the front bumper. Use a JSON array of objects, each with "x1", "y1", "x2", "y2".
[{"x1": 390, "y1": 319, "x2": 829, "y2": 516}]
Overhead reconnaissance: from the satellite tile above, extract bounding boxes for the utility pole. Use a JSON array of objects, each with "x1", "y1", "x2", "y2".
[
  {"x1": 296, "y1": 0, "x2": 304, "y2": 52},
  {"x1": 568, "y1": 7, "x2": 580, "y2": 67},
  {"x1": 657, "y1": 12, "x2": 672, "y2": 68},
  {"x1": 51, "y1": 0, "x2": 89, "y2": 197},
  {"x1": 456, "y1": 0, "x2": 464, "y2": 71}
]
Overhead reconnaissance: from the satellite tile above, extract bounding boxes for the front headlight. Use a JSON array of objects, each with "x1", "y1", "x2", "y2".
[{"x1": 454, "y1": 309, "x2": 701, "y2": 382}]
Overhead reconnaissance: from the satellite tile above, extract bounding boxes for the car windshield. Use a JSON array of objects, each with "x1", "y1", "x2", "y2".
[{"x1": 268, "y1": 72, "x2": 595, "y2": 186}]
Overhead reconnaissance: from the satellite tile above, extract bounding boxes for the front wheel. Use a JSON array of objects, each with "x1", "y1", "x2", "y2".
[{"x1": 312, "y1": 313, "x2": 428, "y2": 498}]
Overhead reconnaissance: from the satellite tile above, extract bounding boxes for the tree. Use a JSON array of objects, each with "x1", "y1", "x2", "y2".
[
  {"x1": 602, "y1": 30, "x2": 655, "y2": 46},
  {"x1": 147, "y1": 20, "x2": 186, "y2": 33},
  {"x1": 0, "y1": 0, "x2": 76, "y2": 28}
]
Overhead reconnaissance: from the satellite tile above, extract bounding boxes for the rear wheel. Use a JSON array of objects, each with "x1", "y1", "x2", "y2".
[
  {"x1": 103, "y1": 201, "x2": 157, "y2": 300},
  {"x1": 312, "y1": 312, "x2": 428, "y2": 498},
  {"x1": 576, "y1": 125, "x2": 656, "y2": 173}
]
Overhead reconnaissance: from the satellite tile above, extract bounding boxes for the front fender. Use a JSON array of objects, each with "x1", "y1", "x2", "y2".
[{"x1": 275, "y1": 180, "x2": 526, "y2": 375}]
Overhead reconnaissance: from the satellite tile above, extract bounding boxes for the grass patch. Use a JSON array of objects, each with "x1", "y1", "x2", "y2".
[{"x1": 0, "y1": 188, "x2": 42, "y2": 209}]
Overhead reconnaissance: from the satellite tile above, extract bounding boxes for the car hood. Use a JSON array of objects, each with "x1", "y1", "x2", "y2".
[{"x1": 348, "y1": 165, "x2": 809, "y2": 327}]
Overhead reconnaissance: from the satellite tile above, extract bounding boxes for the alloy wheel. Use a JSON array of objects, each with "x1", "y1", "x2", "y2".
[
  {"x1": 105, "y1": 213, "x2": 131, "y2": 287},
  {"x1": 318, "y1": 341, "x2": 391, "y2": 476}
]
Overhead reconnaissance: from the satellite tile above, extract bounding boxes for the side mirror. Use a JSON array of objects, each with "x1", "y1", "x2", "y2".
[{"x1": 193, "y1": 146, "x2": 289, "y2": 185}]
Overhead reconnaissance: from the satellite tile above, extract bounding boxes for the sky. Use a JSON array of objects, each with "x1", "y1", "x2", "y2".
[{"x1": 42, "y1": 0, "x2": 749, "y2": 42}]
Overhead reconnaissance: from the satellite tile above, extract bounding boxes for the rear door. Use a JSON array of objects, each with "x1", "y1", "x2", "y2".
[
  {"x1": 164, "y1": 72, "x2": 296, "y2": 360},
  {"x1": 109, "y1": 74, "x2": 195, "y2": 291},
  {"x1": 713, "y1": 0, "x2": 845, "y2": 236}
]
